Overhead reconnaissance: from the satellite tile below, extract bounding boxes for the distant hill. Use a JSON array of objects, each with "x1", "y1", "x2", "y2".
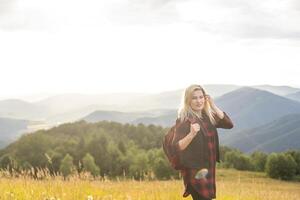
[
  {"x1": 1, "y1": 84, "x2": 296, "y2": 123},
  {"x1": 35, "y1": 84, "x2": 240, "y2": 114},
  {"x1": 215, "y1": 87, "x2": 300, "y2": 131},
  {"x1": 81, "y1": 84, "x2": 240, "y2": 125},
  {"x1": 0, "y1": 120, "x2": 166, "y2": 177},
  {"x1": 253, "y1": 85, "x2": 300, "y2": 96},
  {"x1": 143, "y1": 84, "x2": 240, "y2": 109},
  {"x1": 202, "y1": 84, "x2": 241, "y2": 97},
  {"x1": 286, "y1": 91, "x2": 300, "y2": 102},
  {"x1": 221, "y1": 113, "x2": 300, "y2": 153},
  {"x1": 2, "y1": 85, "x2": 300, "y2": 154},
  {"x1": 133, "y1": 87, "x2": 300, "y2": 130},
  {"x1": 0, "y1": 117, "x2": 29, "y2": 148},
  {"x1": 45, "y1": 104, "x2": 120, "y2": 125},
  {"x1": 0, "y1": 85, "x2": 240, "y2": 147},
  {"x1": 83, "y1": 110, "x2": 147, "y2": 123},
  {"x1": 39, "y1": 85, "x2": 300, "y2": 154},
  {"x1": 131, "y1": 110, "x2": 177, "y2": 126},
  {"x1": 82, "y1": 109, "x2": 192, "y2": 127},
  {"x1": 0, "y1": 84, "x2": 258, "y2": 125},
  {"x1": 83, "y1": 109, "x2": 175, "y2": 125},
  {"x1": 35, "y1": 93, "x2": 147, "y2": 114},
  {"x1": 83, "y1": 87, "x2": 300, "y2": 130},
  {"x1": 0, "y1": 99, "x2": 48, "y2": 120},
  {"x1": 1, "y1": 85, "x2": 300, "y2": 144}
]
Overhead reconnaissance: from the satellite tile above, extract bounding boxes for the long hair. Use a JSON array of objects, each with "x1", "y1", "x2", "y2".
[{"x1": 178, "y1": 84, "x2": 217, "y2": 125}]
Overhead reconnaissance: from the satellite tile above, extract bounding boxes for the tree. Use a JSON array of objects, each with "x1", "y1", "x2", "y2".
[
  {"x1": 82, "y1": 153, "x2": 100, "y2": 177},
  {"x1": 224, "y1": 151, "x2": 253, "y2": 171},
  {"x1": 250, "y1": 151, "x2": 268, "y2": 172},
  {"x1": 106, "y1": 142, "x2": 123, "y2": 177},
  {"x1": 219, "y1": 145, "x2": 235, "y2": 162},
  {"x1": 45, "y1": 150, "x2": 63, "y2": 175},
  {"x1": 265, "y1": 153, "x2": 297, "y2": 180},
  {"x1": 87, "y1": 135, "x2": 109, "y2": 176},
  {"x1": 60, "y1": 154, "x2": 75, "y2": 179},
  {"x1": 15, "y1": 133, "x2": 50, "y2": 168},
  {"x1": 0, "y1": 154, "x2": 17, "y2": 173},
  {"x1": 129, "y1": 151, "x2": 149, "y2": 180},
  {"x1": 284, "y1": 150, "x2": 300, "y2": 175},
  {"x1": 153, "y1": 157, "x2": 178, "y2": 180},
  {"x1": 118, "y1": 141, "x2": 126, "y2": 154}
]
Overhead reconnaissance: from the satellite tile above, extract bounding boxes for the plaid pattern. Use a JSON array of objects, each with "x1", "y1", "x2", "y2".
[
  {"x1": 181, "y1": 120, "x2": 216, "y2": 199},
  {"x1": 178, "y1": 112, "x2": 233, "y2": 199}
]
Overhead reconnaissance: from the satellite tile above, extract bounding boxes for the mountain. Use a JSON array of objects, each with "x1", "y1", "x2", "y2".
[
  {"x1": 131, "y1": 110, "x2": 177, "y2": 126},
  {"x1": 221, "y1": 113, "x2": 300, "y2": 153},
  {"x1": 45, "y1": 104, "x2": 124, "y2": 125},
  {"x1": 202, "y1": 84, "x2": 241, "y2": 98},
  {"x1": 35, "y1": 84, "x2": 240, "y2": 114},
  {"x1": 82, "y1": 109, "x2": 173, "y2": 125},
  {"x1": 2, "y1": 85, "x2": 300, "y2": 153},
  {"x1": 35, "y1": 93, "x2": 146, "y2": 114},
  {"x1": 214, "y1": 87, "x2": 300, "y2": 131},
  {"x1": 0, "y1": 99, "x2": 48, "y2": 120},
  {"x1": 83, "y1": 87, "x2": 300, "y2": 130},
  {"x1": 286, "y1": 91, "x2": 300, "y2": 102},
  {"x1": 0, "y1": 85, "x2": 240, "y2": 146},
  {"x1": 41, "y1": 86, "x2": 300, "y2": 154},
  {"x1": 83, "y1": 110, "x2": 147, "y2": 123},
  {"x1": 138, "y1": 84, "x2": 241, "y2": 110},
  {"x1": 0, "y1": 117, "x2": 29, "y2": 148},
  {"x1": 0, "y1": 120, "x2": 167, "y2": 178},
  {"x1": 0, "y1": 84, "x2": 294, "y2": 123},
  {"x1": 30, "y1": 84, "x2": 239, "y2": 123},
  {"x1": 253, "y1": 85, "x2": 300, "y2": 96}
]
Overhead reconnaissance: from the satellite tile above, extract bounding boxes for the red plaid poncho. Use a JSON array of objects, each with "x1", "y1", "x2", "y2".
[{"x1": 172, "y1": 111, "x2": 233, "y2": 199}]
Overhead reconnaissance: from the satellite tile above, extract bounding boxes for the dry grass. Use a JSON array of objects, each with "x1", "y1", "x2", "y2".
[{"x1": 0, "y1": 168, "x2": 299, "y2": 200}]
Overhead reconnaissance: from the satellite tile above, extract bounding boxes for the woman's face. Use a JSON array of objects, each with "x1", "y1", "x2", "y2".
[{"x1": 190, "y1": 89, "x2": 205, "y2": 112}]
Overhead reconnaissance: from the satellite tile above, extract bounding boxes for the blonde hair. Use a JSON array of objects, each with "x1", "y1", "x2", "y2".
[{"x1": 178, "y1": 84, "x2": 217, "y2": 125}]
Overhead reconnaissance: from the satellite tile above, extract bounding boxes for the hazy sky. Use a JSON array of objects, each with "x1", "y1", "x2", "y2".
[{"x1": 1, "y1": 0, "x2": 300, "y2": 100}]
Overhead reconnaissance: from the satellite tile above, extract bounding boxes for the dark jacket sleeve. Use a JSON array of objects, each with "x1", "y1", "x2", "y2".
[
  {"x1": 171, "y1": 119, "x2": 190, "y2": 153},
  {"x1": 214, "y1": 112, "x2": 234, "y2": 129}
]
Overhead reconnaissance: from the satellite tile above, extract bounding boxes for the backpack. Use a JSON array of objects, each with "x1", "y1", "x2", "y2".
[
  {"x1": 163, "y1": 120, "x2": 186, "y2": 170},
  {"x1": 163, "y1": 117, "x2": 196, "y2": 170}
]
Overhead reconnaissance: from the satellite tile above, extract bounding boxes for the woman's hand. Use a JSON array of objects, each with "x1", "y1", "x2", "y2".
[
  {"x1": 178, "y1": 122, "x2": 201, "y2": 151},
  {"x1": 190, "y1": 123, "x2": 200, "y2": 137},
  {"x1": 205, "y1": 94, "x2": 216, "y2": 109},
  {"x1": 206, "y1": 94, "x2": 225, "y2": 119}
]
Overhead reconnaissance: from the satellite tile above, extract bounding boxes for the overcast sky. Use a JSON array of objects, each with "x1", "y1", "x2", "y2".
[{"x1": 1, "y1": 0, "x2": 300, "y2": 100}]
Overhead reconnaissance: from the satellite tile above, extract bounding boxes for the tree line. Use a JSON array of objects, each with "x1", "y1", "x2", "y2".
[{"x1": 0, "y1": 120, "x2": 299, "y2": 181}]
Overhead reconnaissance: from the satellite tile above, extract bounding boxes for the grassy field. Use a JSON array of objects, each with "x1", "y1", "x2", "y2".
[{"x1": 0, "y1": 169, "x2": 299, "y2": 200}]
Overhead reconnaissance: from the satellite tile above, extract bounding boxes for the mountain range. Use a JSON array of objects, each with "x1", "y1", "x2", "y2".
[
  {"x1": 1, "y1": 84, "x2": 300, "y2": 152},
  {"x1": 0, "y1": 117, "x2": 28, "y2": 148},
  {"x1": 221, "y1": 113, "x2": 300, "y2": 153}
]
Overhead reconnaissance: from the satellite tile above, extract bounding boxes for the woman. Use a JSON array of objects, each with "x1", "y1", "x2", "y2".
[{"x1": 172, "y1": 84, "x2": 233, "y2": 200}]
